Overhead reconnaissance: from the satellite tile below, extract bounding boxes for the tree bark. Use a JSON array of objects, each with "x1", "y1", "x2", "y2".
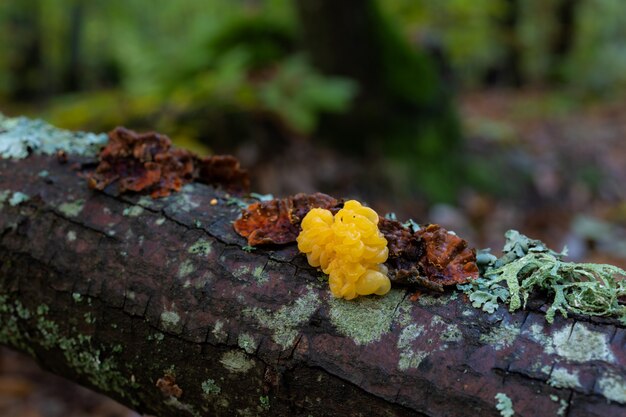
[{"x1": 1, "y1": 126, "x2": 625, "y2": 416}]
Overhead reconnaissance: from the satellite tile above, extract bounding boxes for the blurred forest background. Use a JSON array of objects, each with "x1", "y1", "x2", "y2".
[{"x1": 2, "y1": 0, "x2": 626, "y2": 415}]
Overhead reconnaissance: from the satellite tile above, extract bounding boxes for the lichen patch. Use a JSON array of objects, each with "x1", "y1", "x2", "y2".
[
  {"x1": 551, "y1": 323, "x2": 615, "y2": 363},
  {"x1": 548, "y1": 366, "x2": 582, "y2": 389},
  {"x1": 58, "y1": 199, "x2": 85, "y2": 218},
  {"x1": 480, "y1": 322, "x2": 521, "y2": 351},
  {"x1": 597, "y1": 370, "x2": 626, "y2": 404},
  {"x1": 220, "y1": 350, "x2": 255, "y2": 374},
  {"x1": 328, "y1": 289, "x2": 404, "y2": 345},
  {"x1": 244, "y1": 288, "x2": 320, "y2": 349}
]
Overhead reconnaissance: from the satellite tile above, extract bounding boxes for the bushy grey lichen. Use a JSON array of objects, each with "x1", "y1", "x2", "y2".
[{"x1": 0, "y1": 113, "x2": 107, "y2": 159}]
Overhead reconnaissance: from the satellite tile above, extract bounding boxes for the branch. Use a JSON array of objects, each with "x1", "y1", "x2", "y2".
[{"x1": 0, "y1": 118, "x2": 625, "y2": 417}]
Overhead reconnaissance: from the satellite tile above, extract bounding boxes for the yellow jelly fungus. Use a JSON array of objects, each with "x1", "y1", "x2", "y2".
[{"x1": 297, "y1": 200, "x2": 391, "y2": 300}]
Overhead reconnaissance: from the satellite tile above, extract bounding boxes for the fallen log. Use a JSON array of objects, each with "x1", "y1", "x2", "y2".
[{"x1": 0, "y1": 118, "x2": 625, "y2": 417}]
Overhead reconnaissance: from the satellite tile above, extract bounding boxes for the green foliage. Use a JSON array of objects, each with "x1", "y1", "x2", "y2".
[{"x1": 459, "y1": 230, "x2": 626, "y2": 323}]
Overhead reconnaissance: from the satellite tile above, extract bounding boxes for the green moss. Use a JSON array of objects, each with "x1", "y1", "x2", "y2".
[
  {"x1": 188, "y1": 239, "x2": 213, "y2": 256},
  {"x1": 328, "y1": 289, "x2": 404, "y2": 345},
  {"x1": 122, "y1": 206, "x2": 144, "y2": 217},
  {"x1": 479, "y1": 323, "x2": 521, "y2": 351},
  {"x1": 548, "y1": 367, "x2": 581, "y2": 389},
  {"x1": 58, "y1": 199, "x2": 85, "y2": 218},
  {"x1": 244, "y1": 288, "x2": 320, "y2": 348},
  {"x1": 201, "y1": 379, "x2": 221, "y2": 396},
  {"x1": 220, "y1": 350, "x2": 255, "y2": 374}
]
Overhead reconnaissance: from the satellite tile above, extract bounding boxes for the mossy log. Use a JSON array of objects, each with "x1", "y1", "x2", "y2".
[{"x1": 1, "y1": 126, "x2": 626, "y2": 416}]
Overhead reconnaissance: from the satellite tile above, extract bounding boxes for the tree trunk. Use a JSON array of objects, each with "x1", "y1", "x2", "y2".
[
  {"x1": 294, "y1": 0, "x2": 462, "y2": 202},
  {"x1": 0, "y1": 122, "x2": 625, "y2": 417},
  {"x1": 550, "y1": 0, "x2": 580, "y2": 83}
]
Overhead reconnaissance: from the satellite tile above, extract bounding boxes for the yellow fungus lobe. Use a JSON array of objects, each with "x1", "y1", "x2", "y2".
[{"x1": 297, "y1": 200, "x2": 391, "y2": 300}]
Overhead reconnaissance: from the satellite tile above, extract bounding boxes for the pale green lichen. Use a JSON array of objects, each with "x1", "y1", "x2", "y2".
[
  {"x1": 220, "y1": 350, "x2": 255, "y2": 373},
  {"x1": 160, "y1": 310, "x2": 181, "y2": 331},
  {"x1": 232, "y1": 265, "x2": 251, "y2": 279},
  {"x1": 328, "y1": 289, "x2": 404, "y2": 345},
  {"x1": 237, "y1": 333, "x2": 257, "y2": 354},
  {"x1": 178, "y1": 260, "x2": 196, "y2": 279},
  {"x1": 396, "y1": 314, "x2": 462, "y2": 371},
  {"x1": 597, "y1": 370, "x2": 626, "y2": 404},
  {"x1": 551, "y1": 323, "x2": 614, "y2": 363},
  {"x1": 525, "y1": 322, "x2": 614, "y2": 363},
  {"x1": 188, "y1": 239, "x2": 212, "y2": 256},
  {"x1": 397, "y1": 324, "x2": 426, "y2": 370},
  {"x1": 548, "y1": 367, "x2": 582, "y2": 389},
  {"x1": 155, "y1": 217, "x2": 166, "y2": 226},
  {"x1": 122, "y1": 206, "x2": 144, "y2": 217},
  {"x1": 432, "y1": 316, "x2": 463, "y2": 342},
  {"x1": 201, "y1": 379, "x2": 221, "y2": 396},
  {"x1": 244, "y1": 288, "x2": 320, "y2": 348},
  {"x1": 67, "y1": 230, "x2": 77, "y2": 242},
  {"x1": 495, "y1": 392, "x2": 515, "y2": 417},
  {"x1": 72, "y1": 292, "x2": 83, "y2": 303},
  {"x1": 212, "y1": 320, "x2": 227, "y2": 343},
  {"x1": 252, "y1": 266, "x2": 268, "y2": 285},
  {"x1": 259, "y1": 395, "x2": 270, "y2": 411},
  {"x1": 0, "y1": 298, "x2": 138, "y2": 404},
  {"x1": 9, "y1": 192, "x2": 30, "y2": 206},
  {"x1": 0, "y1": 114, "x2": 107, "y2": 159},
  {"x1": 479, "y1": 323, "x2": 521, "y2": 351},
  {"x1": 58, "y1": 199, "x2": 85, "y2": 218}
]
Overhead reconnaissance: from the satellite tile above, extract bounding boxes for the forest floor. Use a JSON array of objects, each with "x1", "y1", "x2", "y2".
[{"x1": 2, "y1": 89, "x2": 626, "y2": 416}]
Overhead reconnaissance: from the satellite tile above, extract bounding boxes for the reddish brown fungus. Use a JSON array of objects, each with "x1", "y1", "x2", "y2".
[
  {"x1": 233, "y1": 192, "x2": 341, "y2": 246},
  {"x1": 416, "y1": 224, "x2": 479, "y2": 286},
  {"x1": 233, "y1": 192, "x2": 479, "y2": 292},
  {"x1": 155, "y1": 374, "x2": 183, "y2": 398},
  {"x1": 87, "y1": 127, "x2": 249, "y2": 197}
]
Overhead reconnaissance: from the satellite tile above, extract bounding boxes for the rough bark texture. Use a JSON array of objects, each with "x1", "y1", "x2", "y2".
[{"x1": 1, "y1": 149, "x2": 626, "y2": 416}]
